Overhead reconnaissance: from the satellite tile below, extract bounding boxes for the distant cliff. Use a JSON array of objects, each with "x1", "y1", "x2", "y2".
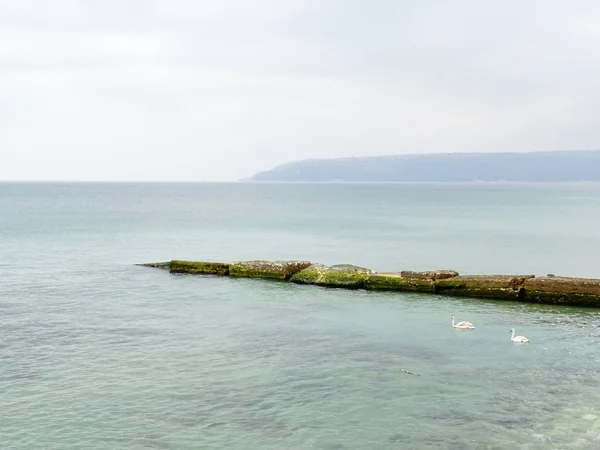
[{"x1": 245, "y1": 150, "x2": 600, "y2": 182}]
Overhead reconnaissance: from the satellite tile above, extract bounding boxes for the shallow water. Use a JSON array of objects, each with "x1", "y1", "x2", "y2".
[{"x1": 1, "y1": 182, "x2": 600, "y2": 449}]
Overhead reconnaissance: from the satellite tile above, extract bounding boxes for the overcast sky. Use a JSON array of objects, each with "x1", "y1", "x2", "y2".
[{"x1": 1, "y1": 0, "x2": 600, "y2": 181}]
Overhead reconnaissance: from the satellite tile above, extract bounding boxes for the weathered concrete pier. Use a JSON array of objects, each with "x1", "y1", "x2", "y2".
[{"x1": 138, "y1": 260, "x2": 600, "y2": 308}]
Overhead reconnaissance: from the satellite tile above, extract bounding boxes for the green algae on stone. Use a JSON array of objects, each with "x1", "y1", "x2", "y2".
[
  {"x1": 365, "y1": 273, "x2": 435, "y2": 293},
  {"x1": 322, "y1": 264, "x2": 372, "y2": 288},
  {"x1": 435, "y1": 274, "x2": 534, "y2": 300},
  {"x1": 523, "y1": 276, "x2": 600, "y2": 306},
  {"x1": 290, "y1": 264, "x2": 372, "y2": 288},
  {"x1": 288, "y1": 264, "x2": 328, "y2": 284},
  {"x1": 169, "y1": 260, "x2": 230, "y2": 276},
  {"x1": 229, "y1": 260, "x2": 312, "y2": 280}
]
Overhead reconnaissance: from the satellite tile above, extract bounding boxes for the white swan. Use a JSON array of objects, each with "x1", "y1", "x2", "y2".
[
  {"x1": 510, "y1": 328, "x2": 529, "y2": 343},
  {"x1": 452, "y1": 315, "x2": 475, "y2": 329}
]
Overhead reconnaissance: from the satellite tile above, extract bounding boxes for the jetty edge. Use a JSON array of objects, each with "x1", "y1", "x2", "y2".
[{"x1": 136, "y1": 260, "x2": 600, "y2": 308}]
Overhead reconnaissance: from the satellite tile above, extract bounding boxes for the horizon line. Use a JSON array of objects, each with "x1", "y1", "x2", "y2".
[{"x1": 3, "y1": 180, "x2": 600, "y2": 184}]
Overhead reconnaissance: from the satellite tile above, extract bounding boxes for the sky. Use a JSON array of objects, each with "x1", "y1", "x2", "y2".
[{"x1": 1, "y1": 0, "x2": 600, "y2": 181}]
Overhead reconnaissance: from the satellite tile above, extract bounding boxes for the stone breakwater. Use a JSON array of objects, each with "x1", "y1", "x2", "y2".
[{"x1": 138, "y1": 260, "x2": 600, "y2": 308}]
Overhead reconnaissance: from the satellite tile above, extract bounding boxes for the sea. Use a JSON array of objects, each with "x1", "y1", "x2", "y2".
[{"x1": 1, "y1": 182, "x2": 600, "y2": 449}]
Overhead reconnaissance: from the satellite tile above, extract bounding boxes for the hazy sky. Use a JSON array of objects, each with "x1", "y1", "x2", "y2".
[{"x1": 2, "y1": 0, "x2": 600, "y2": 181}]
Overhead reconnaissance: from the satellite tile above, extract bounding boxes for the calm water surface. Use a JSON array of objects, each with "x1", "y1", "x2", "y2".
[{"x1": 1, "y1": 182, "x2": 600, "y2": 449}]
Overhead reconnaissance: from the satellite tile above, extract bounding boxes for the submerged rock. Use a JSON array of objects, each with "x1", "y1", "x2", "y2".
[
  {"x1": 169, "y1": 260, "x2": 230, "y2": 276},
  {"x1": 435, "y1": 274, "x2": 535, "y2": 300},
  {"x1": 523, "y1": 276, "x2": 600, "y2": 306},
  {"x1": 137, "y1": 262, "x2": 170, "y2": 269},
  {"x1": 289, "y1": 264, "x2": 372, "y2": 288},
  {"x1": 229, "y1": 260, "x2": 312, "y2": 280},
  {"x1": 365, "y1": 273, "x2": 435, "y2": 293}
]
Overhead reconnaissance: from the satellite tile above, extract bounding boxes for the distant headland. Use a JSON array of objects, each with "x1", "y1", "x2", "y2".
[{"x1": 243, "y1": 150, "x2": 600, "y2": 182}]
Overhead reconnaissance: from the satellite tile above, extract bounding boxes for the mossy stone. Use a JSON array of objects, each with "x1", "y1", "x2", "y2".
[
  {"x1": 435, "y1": 275, "x2": 534, "y2": 300},
  {"x1": 229, "y1": 260, "x2": 312, "y2": 280},
  {"x1": 169, "y1": 260, "x2": 230, "y2": 276},
  {"x1": 365, "y1": 273, "x2": 434, "y2": 292},
  {"x1": 400, "y1": 270, "x2": 459, "y2": 281},
  {"x1": 290, "y1": 264, "x2": 372, "y2": 288},
  {"x1": 140, "y1": 258, "x2": 600, "y2": 308},
  {"x1": 523, "y1": 277, "x2": 600, "y2": 306}
]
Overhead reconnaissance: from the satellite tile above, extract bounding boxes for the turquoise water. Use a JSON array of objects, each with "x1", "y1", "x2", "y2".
[{"x1": 1, "y1": 182, "x2": 600, "y2": 449}]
